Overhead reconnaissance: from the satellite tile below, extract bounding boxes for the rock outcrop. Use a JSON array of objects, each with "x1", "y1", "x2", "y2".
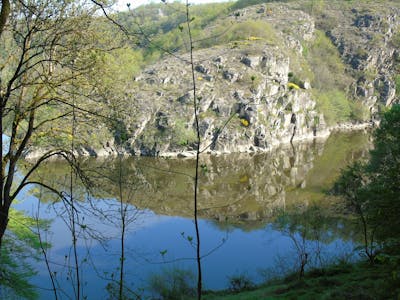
[
  {"x1": 25, "y1": 1, "x2": 399, "y2": 158},
  {"x1": 122, "y1": 5, "x2": 331, "y2": 156},
  {"x1": 318, "y1": 2, "x2": 400, "y2": 119}
]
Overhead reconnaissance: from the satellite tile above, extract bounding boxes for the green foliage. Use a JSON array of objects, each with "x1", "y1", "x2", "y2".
[
  {"x1": 349, "y1": 100, "x2": 370, "y2": 122},
  {"x1": 228, "y1": 273, "x2": 254, "y2": 292},
  {"x1": 172, "y1": 119, "x2": 197, "y2": 146},
  {"x1": 148, "y1": 267, "x2": 196, "y2": 300},
  {"x1": 0, "y1": 209, "x2": 51, "y2": 299},
  {"x1": 119, "y1": 2, "x2": 230, "y2": 62},
  {"x1": 221, "y1": 20, "x2": 278, "y2": 45},
  {"x1": 110, "y1": 119, "x2": 129, "y2": 145},
  {"x1": 204, "y1": 261, "x2": 400, "y2": 300},
  {"x1": 230, "y1": 0, "x2": 291, "y2": 10},
  {"x1": 307, "y1": 30, "x2": 349, "y2": 91},
  {"x1": 0, "y1": 247, "x2": 38, "y2": 299},
  {"x1": 8, "y1": 209, "x2": 51, "y2": 250},
  {"x1": 334, "y1": 105, "x2": 400, "y2": 255},
  {"x1": 314, "y1": 91, "x2": 352, "y2": 125},
  {"x1": 366, "y1": 105, "x2": 400, "y2": 243},
  {"x1": 302, "y1": 0, "x2": 326, "y2": 16},
  {"x1": 390, "y1": 30, "x2": 400, "y2": 48}
]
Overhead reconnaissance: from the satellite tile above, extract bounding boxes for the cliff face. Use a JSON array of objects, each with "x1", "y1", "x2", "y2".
[
  {"x1": 319, "y1": 2, "x2": 400, "y2": 118},
  {"x1": 131, "y1": 42, "x2": 324, "y2": 156},
  {"x1": 35, "y1": 1, "x2": 398, "y2": 158},
  {"x1": 117, "y1": 4, "x2": 326, "y2": 157}
]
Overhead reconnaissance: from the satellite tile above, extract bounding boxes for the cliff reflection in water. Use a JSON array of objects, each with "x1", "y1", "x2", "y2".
[{"x1": 29, "y1": 130, "x2": 371, "y2": 227}]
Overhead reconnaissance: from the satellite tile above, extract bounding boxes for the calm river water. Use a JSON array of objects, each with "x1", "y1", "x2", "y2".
[{"x1": 12, "y1": 130, "x2": 371, "y2": 299}]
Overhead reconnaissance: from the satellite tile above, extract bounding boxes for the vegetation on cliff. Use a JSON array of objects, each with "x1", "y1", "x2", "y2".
[
  {"x1": 104, "y1": 0, "x2": 399, "y2": 154},
  {"x1": 2, "y1": 0, "x2": 398, "y2": 155},
  {"x1": 1, "y1": 0, "x2": 400, "y2": 298}
]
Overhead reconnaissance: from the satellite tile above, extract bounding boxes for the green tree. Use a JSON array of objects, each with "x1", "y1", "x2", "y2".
[
  {"x1": 0, "y1": 208, "x2": 51, "y2": 299},
  {"x1": 334, "y1": 104, "x2": 400, "y2": 259},
  {"x1": 0, "y1": 0, "x2": 130, "y2": 246},
  {"x1": 366, "y1": 105, "x2": 400, "y2": 245}
]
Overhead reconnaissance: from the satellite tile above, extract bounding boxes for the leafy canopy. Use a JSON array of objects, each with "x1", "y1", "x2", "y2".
[{"x1": 334, "y1": 105, "x2": 400, "y2": 251}]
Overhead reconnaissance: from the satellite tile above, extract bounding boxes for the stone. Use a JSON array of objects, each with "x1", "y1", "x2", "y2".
[{"x1": 240, "y1": 56, "x2": 260, "y2": 68}]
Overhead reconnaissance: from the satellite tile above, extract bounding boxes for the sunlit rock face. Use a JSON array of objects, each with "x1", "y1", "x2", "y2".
[
  {"x1": 23, "y1": 2, "x2": 397, "y2": 159},
  {"x1": 322, "y1": 3, "x2": 400, "y2": 117},
  {"x1": 120, "y1": 5, "x2": 328, "y2": 157},
  {"x1": 130, "y1": 45, "x2": 324, "y2": 156},
  {"x1": 119, "y1": 2, "x2": 398, "y2": 157}
]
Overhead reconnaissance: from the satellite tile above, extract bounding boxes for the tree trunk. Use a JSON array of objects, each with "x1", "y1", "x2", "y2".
[
  {"x1": 0, "y1": 0, "x2": 10, "y2": 39},
  {"x1": 0, "y1": 206, "x2": 9, "y2": 249}
]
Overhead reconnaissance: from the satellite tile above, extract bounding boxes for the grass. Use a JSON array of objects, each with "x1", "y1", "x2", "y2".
[{"x1": 202, "y1": 260, "x2": 400, "y2": 299}]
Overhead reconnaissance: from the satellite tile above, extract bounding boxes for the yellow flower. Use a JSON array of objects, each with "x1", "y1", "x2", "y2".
[
  {"x1": 288, "y1": 82, "x2": 300, "y2": 90},
  {"x1": 240, "y1": 118, "x2": 249, "y2": 127}
]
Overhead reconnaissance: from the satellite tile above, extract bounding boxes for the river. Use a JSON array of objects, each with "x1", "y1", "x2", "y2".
[{"x1": 9, "y1": 130, "x2": 371, "y2": 299}]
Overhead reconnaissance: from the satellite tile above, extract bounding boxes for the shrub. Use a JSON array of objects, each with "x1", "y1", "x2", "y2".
[
  {"x1": 315, "y1": 90, "x2": 352, "y2": 125},
  {"x1": 148, "y1": 268, "x2": 196, "y2": 300},
  {"x1": 227, "y1": 273, "x2": 254, "y2": 292},
  {"x1": 307, "y1": 30, "x2": 349, "y2": 91},
  {"x1": 173, "y1": 119, "x2": 197, "y2": 146},
  {"x1": 390, "y1": 30, "x2": 400, "y2": 48},
  {"x1": 350, "y1": 101, "x2": 370, "y2": 122},
  {"x1": 230, "y1": 0, "x2": 291, "y2": 10},
  {"x1": 216, "y1": 20, "x2": 278, "y2": 45}
]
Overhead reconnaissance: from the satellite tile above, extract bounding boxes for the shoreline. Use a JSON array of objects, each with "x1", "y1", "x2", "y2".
[
  {"x1": 24, "y1": 121, "x2": 374, "y2": 161},
  {"x1": 159, "y1": 121, "x2": 373, "y2": 159}
]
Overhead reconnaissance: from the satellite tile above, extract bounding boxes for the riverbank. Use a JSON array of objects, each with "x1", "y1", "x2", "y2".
[
  {"x1": 202, "y1": 259, "x2": 399, "y2": 299},
  {"x1": 160, "y1": 121, "x2": 373, "y2": 158},
  {"x1": 23, "y1": 120, "x2": 374, "y2": 161},
  {"x1": 24, "y1": 121, "x2": 372, "y2": 161}
]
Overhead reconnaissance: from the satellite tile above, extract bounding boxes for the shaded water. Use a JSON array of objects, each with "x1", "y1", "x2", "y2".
[{"x1": 10, "y1": 130, "x2": 371, "y2": 299}]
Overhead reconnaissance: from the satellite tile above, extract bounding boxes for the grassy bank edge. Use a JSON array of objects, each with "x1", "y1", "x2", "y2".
[{"x1": 202, "y1": 260, "x2": 400, "y2": 299}]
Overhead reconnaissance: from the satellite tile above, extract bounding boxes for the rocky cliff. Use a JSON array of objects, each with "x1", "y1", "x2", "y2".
[
  {"x1": 317, "y1": 1, "x2": 400, "y2": 119},
  {"x1": 26, "y1": 1, "x2": 399, "y2": 158},
  {"x1": 107, "y1": 5, "x2": 317, "y2": 157},
  {"x1": 101, "y1": 1, "x2": 397, "y2": 157}
]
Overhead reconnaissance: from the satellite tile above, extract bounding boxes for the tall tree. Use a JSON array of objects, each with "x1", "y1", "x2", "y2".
[
  {"x1": 0, "y1": 0, "x2": 118, "y2": 246},
  {"x1": 334, "y1": 105, "x2": 400, "y2": 258}
]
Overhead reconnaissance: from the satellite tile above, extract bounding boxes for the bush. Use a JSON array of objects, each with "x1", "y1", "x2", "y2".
[
  {"x1": 350, "y1": 100, "x2": 370, "y2": 122},
  {"x1": 390, "y1": 31, "x2": 400, "y2": 48},
  {"x1": 173, "y1": 119, "x2": 197, "y2": 146},
  {"x1": 333, "y1": 105, "x2": 400, "y2": 257},
  {"x1": 315, "y1": 90, "x2": 352, "y2": 125},
  {"x1": 212, "y1": 20, "x2": 278, "y2": 46},
  {"x1": 307, "y1": 30, "x2": 349, "y2": 91},
  {"x1": 230, "y1": 0, "x2": 291, "y2": 10},
  {"x1": 148, "y1": 267, "x2": 196, "y2": 300},
  {"x1": 227, "y1": 273, "x2": 255, "y2": 292}
]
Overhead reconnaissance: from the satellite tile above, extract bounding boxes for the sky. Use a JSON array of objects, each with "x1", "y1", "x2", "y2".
[{"x1": 114, "y1": 0, "x2": 233, "y2": 10}]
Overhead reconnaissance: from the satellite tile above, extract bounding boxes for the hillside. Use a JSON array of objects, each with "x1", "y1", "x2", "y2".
[{"x1": 25, "y1": 0, "x2": 400, "y2": 158}]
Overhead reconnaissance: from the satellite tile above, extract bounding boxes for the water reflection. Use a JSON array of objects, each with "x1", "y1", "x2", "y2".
[
  {"x1": 11, "y1": 130, "x2": 371, "y2": 298},
  {"x1": 28, "y1": 131, "x2": 371, "y2": 223}
]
